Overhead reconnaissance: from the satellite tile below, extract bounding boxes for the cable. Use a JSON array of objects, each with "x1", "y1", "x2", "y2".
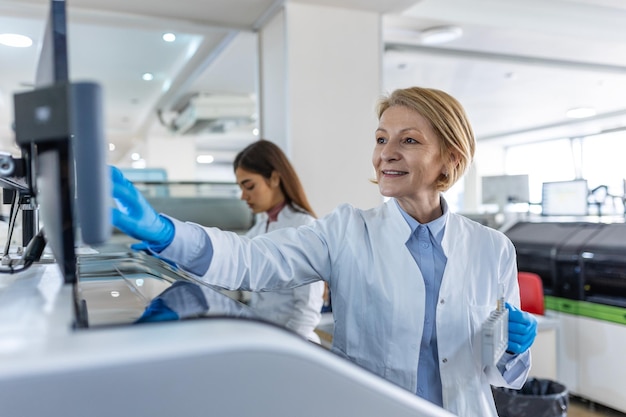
[
  {"x1": 21, "y1": 228, "x2": 46, "y2": 267},
  {"x1": 0, "y1": 228, "x2": 46, "y2": 274},
  {"x1": 2, "y1": 190, "x2": 20, "y2": 259}
]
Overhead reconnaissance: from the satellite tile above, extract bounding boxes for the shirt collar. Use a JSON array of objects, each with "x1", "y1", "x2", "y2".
[
  {"x1": 267, "y1": 201, "x2": 287, "y2": 222},
  {"x1": 394, "y1": 197, "x2": 449, "y2": 240}
]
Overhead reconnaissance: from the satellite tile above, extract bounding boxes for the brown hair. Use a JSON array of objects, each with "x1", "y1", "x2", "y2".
[
  {"x1": 234, "y1": 139, "x2": 316, "y2": 217},
  {"x1": 376, "y1": 87, "x2": 475, "y2": 191}
]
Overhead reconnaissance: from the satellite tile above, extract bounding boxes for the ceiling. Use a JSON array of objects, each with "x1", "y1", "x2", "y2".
[{"x1": 2, "y1": 0, "x2": 626, "y2": 168}]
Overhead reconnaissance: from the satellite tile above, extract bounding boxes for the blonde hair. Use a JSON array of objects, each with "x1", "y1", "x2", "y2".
[{"x1": 376, "y1": 87, "x2": 475, "y2": 191}]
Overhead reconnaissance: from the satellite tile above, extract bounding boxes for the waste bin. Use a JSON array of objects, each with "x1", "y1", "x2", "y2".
[{"x1": 492, "y1": 378, "x2": 568, "y2": 417}]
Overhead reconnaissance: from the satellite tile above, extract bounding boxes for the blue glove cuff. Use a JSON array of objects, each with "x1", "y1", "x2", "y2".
[
  {"x1": 146, "y1": 215, "x2": 175, "y2": 252},
  {"x1": 135, "y1": 298, "x2": 179, "y2": 323}
]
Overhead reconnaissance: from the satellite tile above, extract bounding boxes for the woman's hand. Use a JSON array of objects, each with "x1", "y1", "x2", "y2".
[
  {"x1": 110, "y1": 165, "x2": 174, "y2": 250},
  {"x1": 506, "y1": 302, "x2": 538, "y2": 354}
]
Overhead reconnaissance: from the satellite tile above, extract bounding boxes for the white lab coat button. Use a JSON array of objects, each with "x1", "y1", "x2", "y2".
[
  {"x1": 442, "y1": 358, "x2": 448, "y2": 364},
  {"x1": 439, "y1": 298, "x2": 445, "y2": 304}
]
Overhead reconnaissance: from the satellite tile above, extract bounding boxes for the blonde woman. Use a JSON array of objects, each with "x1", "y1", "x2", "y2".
[{"x1": 111, "y1": 86, "x2": 536, "y2": 417}]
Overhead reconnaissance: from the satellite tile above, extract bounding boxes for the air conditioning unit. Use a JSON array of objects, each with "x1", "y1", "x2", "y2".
[{"x1": 172, "y1": 93, "x2": 256, "y2": 135}]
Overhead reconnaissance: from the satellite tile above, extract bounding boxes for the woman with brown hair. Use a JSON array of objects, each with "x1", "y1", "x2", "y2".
[{"x1": 233, "y1": 139, "x2": 325, "y2": 343}]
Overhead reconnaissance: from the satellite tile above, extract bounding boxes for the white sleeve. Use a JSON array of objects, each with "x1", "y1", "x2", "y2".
[
  {"x1": 485, "y1": 235, "x2": 530, "y2": 389},
  {"x1": 284, "y1": 280, "x2": 325, "y2": 338},
  {"x1": 159, "y1": 216, "x2": 214, "y2": 277},
  {"x1": 497, "y1": 350, "x2": 531, "y2": 389}
]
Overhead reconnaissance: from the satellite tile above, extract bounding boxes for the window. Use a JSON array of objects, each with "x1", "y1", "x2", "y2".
[
  {"x1": 505, "y1": 139, "x2": 577, "y2": 204},
  {"x1": 581, "y1": 131, "x2": 626, "y2": 196},
  {"x1": 581, "y1": 131, "x2": 626, "y2": 215}
]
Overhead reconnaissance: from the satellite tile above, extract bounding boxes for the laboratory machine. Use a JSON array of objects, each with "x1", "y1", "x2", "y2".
[
  {"x1": 505, "y1": 220, "x2": 626, "y2": 413},
  {"x1": 0, "y1": 1, "x2": 455, "y2": 416}
]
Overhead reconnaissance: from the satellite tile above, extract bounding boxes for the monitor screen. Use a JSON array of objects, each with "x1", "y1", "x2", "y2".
[
  {"x1": 541, "y1": 179, "x2": 589, "y2": 216},
  {"x1": 34, "y1": 0, "x2": 68, "y2": 88},
  {"x1": 13, "y1": 0, "x2": 110, "y2": 284},
  {"x1": 14, "y1": 0, "x2": 74, "y2": 282},
  {"x1": 36, "y1": 142, "x2": 76, "y2": 277}
]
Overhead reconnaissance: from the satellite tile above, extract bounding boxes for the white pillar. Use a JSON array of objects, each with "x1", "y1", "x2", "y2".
[{"x1": 260, "y1": 3, "x2": 383, "y2": 217}]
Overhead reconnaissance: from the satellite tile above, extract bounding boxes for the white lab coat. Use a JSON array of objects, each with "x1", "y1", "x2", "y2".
[
  {"x1": 162, "y1": 197, "x2": 529, "y2": 417},
  {"x1": 244, "y1": 205, "x2": 325, "y2": 343}
]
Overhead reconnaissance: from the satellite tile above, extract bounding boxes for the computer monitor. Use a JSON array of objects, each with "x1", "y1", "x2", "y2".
[
  {"x1": 541, "y1": 179, "x2": 589, "y2": 216},
  {"x1": 12, "y1": 0, "x2": 110, "y2": 284},
  {"x1": 481, "y1": 174, "x2": 530, "y2": 210}
]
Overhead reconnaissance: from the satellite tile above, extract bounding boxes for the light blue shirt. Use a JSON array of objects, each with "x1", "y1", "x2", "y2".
[{"x1": 395, "y1": 198, "x2": 448, "y2": 406}]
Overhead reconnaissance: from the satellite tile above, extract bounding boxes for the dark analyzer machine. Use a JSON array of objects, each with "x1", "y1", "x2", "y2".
[
  {"x1": 505, "y1": 221, "x2": 626, "y2": 307},
  {"x1": 0, "y1": 2, "x2": 454, "y2": 416}
]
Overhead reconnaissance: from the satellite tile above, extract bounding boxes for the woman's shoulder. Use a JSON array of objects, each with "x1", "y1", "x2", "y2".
[
  {"x1": 281, "y1": 204, "x2": 315, "y2": 225},
  {"x1": 449, "y1": 212, "x2": 513, "y2": 243},
  {"x1": 450, "y1": 212, "x2": 494, "y2": 231},
  {"x1": 319, "y1": 202, "x2": 387, "y2": 225}
]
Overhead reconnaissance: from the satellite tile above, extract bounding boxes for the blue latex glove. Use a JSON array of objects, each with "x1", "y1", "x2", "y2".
[
  {"x1": 135, "y1": 281, "x2": 208, "y2": 324},
  {"x1": 110, "y1": 166, "x2": 175, "y2": 251},
  {"x1": 135, "y1": 298, "x2": 179, "y2": 323},
  {"x1": 506, "y1": 302, "x2": 538, "y2": 354}
]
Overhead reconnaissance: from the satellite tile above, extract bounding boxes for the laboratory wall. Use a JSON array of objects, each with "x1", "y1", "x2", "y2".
[
  {"x1": 261, "y1": 3, "x2": 384, "y2": 216},
  {"x1": 130, "y1": 4, "x2": 385, "y2": 216}
]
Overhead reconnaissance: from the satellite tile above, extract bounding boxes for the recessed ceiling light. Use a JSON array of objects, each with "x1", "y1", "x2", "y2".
[
  {"x1": 0, "y1": 33, "x2": 33, "y2": 48},
  {"x1": 197, "y1": 154, "x2": 215, "y2": 164},
  {"x1": 162, "y1": 33, "x2": 176, "y2": 42},
  {"x1": 142, "y1": 72, "x2": 154, "y2": 81},
  {"x1": 419, "y1": 25, "x2": 463, "y2": 45},
  {"x1": 566, "y1": 107, "x2": 597, "y2": 119}
]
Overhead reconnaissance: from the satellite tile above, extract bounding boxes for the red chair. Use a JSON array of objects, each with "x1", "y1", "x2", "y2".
[{"x1": 517, "y1": 271, "x2": 545, "y2": 315}]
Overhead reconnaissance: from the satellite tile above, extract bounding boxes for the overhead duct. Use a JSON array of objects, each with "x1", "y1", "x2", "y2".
[{"x1": 171, "y1": 93, "x2": 257, "y2": 135}]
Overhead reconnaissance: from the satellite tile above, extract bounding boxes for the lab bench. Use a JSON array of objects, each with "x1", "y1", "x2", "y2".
[{"x1": 0, "y1": 246, "x2": 455, "y2": 417}]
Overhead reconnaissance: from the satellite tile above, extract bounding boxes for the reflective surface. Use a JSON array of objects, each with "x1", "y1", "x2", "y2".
[{"x1": 76, "y1": 246, "x2": 257, "y2": 327}]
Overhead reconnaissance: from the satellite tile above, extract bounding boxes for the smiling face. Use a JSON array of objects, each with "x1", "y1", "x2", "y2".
[
  {"x1": 372, "y1": 105, "x2": 447, "y2": 207},
  {"x1": 235, "y1": 167, "x2": 284, "y2": 214}
]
